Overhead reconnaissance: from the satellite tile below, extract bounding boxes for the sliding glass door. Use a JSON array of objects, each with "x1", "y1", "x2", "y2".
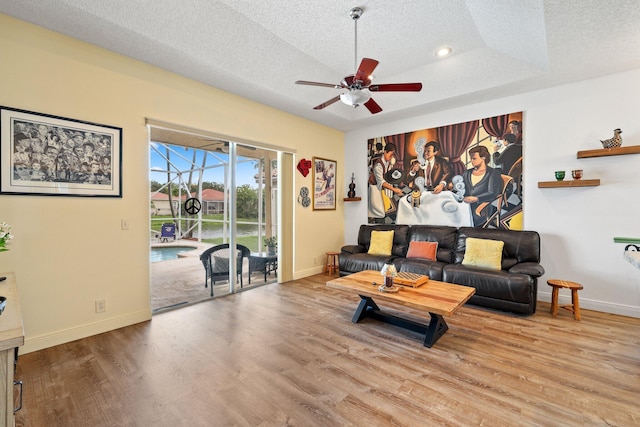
[{"x1": 149, "y1": 129, "x2": 280, "y2": 311}]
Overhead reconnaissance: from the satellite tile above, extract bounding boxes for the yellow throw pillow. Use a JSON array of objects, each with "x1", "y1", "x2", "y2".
[
  {"x1": 367, "y1": 230, "x2": 395, "y2": 256},
  {"x1": 461, "y1": 237, "x2": 504, "y2": 270}
]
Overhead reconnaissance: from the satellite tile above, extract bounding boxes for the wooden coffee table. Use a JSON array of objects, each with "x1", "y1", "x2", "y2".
[{"x1": 327, "y1": 270, "x2": 475, "y2": 348}]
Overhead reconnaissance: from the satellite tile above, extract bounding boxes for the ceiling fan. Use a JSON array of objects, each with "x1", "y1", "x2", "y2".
[{"x1": 295, "y1": 7, "x2": 422, "y2": 114}]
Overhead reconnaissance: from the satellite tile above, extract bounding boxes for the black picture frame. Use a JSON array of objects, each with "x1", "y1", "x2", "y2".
[{"x1": 0, "y1": 106, "x2": 122, "y2": 197}]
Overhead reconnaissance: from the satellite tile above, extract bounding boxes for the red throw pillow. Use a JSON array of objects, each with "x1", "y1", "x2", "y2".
[{"x1": 406, "y1": 241, "x2": 438, "y2": 261}]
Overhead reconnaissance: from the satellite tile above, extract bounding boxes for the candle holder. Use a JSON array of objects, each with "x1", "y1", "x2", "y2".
[{"x1": 379, "y1": 263, "x2": 400, "y2": 293}]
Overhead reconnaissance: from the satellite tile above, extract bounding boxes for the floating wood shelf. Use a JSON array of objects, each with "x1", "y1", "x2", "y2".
[
  {"x1": 538, "y1": 179, "x2": 600, "y2": 188},
  {"x1": 343, "y1": 197, "x2": 362, "y2": 202},
  {"x1": 577, "y1": 145, "x2": 640, "y2": 159}
]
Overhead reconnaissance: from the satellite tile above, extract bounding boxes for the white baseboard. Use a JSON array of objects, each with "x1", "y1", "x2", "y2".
[
  {"x1": 537, "y1": 291, "x2": 640, "y2": 318},
  {"x1": 21, "y1": 309, "x2": 152, "y2": 355},
  {"x1": 294, "y1": 266, "x2": 325, "y2": 280}
]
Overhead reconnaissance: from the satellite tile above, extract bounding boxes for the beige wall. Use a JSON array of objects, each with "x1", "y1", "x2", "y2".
[{"x1": 0, "y1": 14, "x2": 344, "y2": 353}]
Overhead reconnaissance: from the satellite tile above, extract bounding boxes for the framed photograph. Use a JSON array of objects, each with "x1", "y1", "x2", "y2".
[
  {"x1": 0, "y1": 106, "x2": 122, "y2": 197},
  {"x1": 312, "y1": 157, "x2": 336, "y2": 210}
]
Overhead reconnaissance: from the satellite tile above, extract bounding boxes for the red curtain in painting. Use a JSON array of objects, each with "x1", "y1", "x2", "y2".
[
  {"x1": 384, "y1": 133, "x2": 406, "y2": 169},
  {"x1": 438, "y1": 121, "x2": 479, "y2": 176},
  {"x1": 482, "y1": 114, "x2": 509, "y2": 139}
]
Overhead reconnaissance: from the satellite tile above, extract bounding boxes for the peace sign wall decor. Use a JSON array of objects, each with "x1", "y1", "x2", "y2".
[{"x1": 184, "y1": 198, "x2": 202, "y2": 215}]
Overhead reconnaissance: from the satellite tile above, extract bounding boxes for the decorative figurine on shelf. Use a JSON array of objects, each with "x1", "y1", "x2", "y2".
[
  {"x1": 347, "y1": 173, "x2": 356, "y2": 198},
  {"x1": 600, "y1": 128, "x2": 623, "y2": 149}
]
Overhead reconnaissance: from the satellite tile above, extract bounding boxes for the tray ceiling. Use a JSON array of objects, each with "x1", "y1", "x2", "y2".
[{"x1": 1, "y1": 0, "x2": 639, "y2": 131}]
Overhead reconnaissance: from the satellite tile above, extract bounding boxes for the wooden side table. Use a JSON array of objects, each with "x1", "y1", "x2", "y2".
[
  {"x1": 547, "y1": 279, "x2": 584, "y2": 320},
  {"x1": 325, "y1": 252, "x2": 340, "y2": 276}
]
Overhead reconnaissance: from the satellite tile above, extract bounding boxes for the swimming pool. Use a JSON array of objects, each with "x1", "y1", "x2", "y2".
[{"x1": 151, "y1": 246, "x2": 197, "y2": 262}]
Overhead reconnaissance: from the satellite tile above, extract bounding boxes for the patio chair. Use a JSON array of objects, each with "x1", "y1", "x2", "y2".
[
  {"x1": 159, "y1": 223, "x2": 176, "y2": 243},
  {"x1": 199, "y1": 244, "x2": 251, "y2": 296}
]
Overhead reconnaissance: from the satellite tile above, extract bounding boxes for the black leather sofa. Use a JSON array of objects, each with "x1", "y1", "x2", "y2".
[{"x1": 339, "y1": 224, "x2": 544, "y2": 314}]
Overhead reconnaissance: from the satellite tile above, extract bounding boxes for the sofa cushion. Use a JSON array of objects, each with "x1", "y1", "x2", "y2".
[
  {"x1": 462, "y1": 237, "x2": 504, "y2": 270},
  {"x1": 443, "y1": 264, "x2": 535, "y2": 308},
  {"x1": 406, "y1": 241, "x2": 438, "y2": 261},
  {"x1": 358, "y1": 224, "x2": 410, "y2": 257},
  {"x1": 454, "y1": 227, "x2": 541, "y2": 265},
  {"x1": 397, "y1": 259, "x2": 446, "y2": 281},
  {"x1": 341, "y1": 253, "x2": 396, "y2": 274},
  {"x1": 368, "y1": 230, "x2": 395, "y2": 255}
]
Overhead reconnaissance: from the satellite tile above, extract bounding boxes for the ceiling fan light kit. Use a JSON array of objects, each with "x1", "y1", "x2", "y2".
[
  {"x1": 295, "y1": 7, "x2": 422, "y2": 114},
  {"x1": 340, "y1": 89, "x2": 371, "y2": 107}
]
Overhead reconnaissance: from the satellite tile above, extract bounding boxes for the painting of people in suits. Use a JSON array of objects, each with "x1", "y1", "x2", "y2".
[{"x1": 367, "y1": 112, "x2": 523, "y2": 230}]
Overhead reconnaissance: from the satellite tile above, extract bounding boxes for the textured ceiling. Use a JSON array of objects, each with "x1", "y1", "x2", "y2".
[{"x1": 1, "y1": 0, "x2": 639, "y2": 131}]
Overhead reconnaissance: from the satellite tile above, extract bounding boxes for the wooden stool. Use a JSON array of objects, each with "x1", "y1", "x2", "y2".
[
  {"x1": 547, "y1": 279, "x2": 584, "y2": 320},
  {"x1": 325, "y1": 252, "x2": 340, "y2": 276}
]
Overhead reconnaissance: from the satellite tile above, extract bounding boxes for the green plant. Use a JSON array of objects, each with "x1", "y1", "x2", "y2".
[
  {"x1": 0, "y1": 222, "x2": 13, "y2": 252},
  {"x1": 264, "y1": 236, "x2": 277, "y2": 247}
]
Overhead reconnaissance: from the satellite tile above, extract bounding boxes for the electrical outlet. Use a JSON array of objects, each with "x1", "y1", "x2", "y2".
[
  {"x1": 95, "y1": 300, "x2": 106, "y2": 313},
  {"x1": 313, "y1": 257, "x2": 317, "y2": 265},
  {"x1": 121, "y1": 219, "x2": 129, "y2": 230}
]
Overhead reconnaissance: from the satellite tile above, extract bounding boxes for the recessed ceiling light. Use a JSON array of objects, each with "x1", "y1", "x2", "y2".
[{"x1": 435, "y1": 46, "x2": 452, "y2": 57}]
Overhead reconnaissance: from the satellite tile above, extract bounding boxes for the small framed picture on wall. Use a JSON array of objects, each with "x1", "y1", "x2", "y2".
[{"x1": 312, "y1": 157, "x2": 336, "y2": 210}]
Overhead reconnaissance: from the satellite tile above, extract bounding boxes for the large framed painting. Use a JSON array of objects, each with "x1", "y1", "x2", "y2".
[
  {"x1": 367, "y1": 112, "x2": 523, "y2": 230},
  {"x1": 0, "y1": 106, "x2": 122, "y2": 197},
  {"x1": 312, "y1": 157, "x2": 336, "y2": 210}
]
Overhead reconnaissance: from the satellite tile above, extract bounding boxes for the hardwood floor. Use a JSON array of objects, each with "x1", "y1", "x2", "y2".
[{"x1": 15, "y1": 274, "x2": 640, "y2": 426}]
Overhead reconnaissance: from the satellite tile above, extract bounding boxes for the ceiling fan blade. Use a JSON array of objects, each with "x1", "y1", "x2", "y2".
[
  {"x1": 368, "y1": 83, "x2": 423, "y2": 92},
  {"x1": 354, "y1": 58, "x2": 379, "y2": 85},
  {"x1": 295, "y1": 80, "x2": 342, "y2": 89},
  {"x1": 313, "y1": 96, "x2": 341, "y2": 110},
  {"x1": 364, "y1": 98, "x2": 382, "y2": 114}
]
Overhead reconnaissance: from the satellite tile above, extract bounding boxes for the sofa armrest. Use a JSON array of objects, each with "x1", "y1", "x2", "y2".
[
  {"x1": 509, "y1": 262, "x2": 545, "y2": 277},
  {"x1": 341, "y1": 245, "x2": 366, "y2": 254}
]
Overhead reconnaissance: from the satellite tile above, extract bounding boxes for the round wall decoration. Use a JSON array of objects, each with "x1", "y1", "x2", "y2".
[{"x1": 298, "y1": 187, "x2": 311, "y2": 207}]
